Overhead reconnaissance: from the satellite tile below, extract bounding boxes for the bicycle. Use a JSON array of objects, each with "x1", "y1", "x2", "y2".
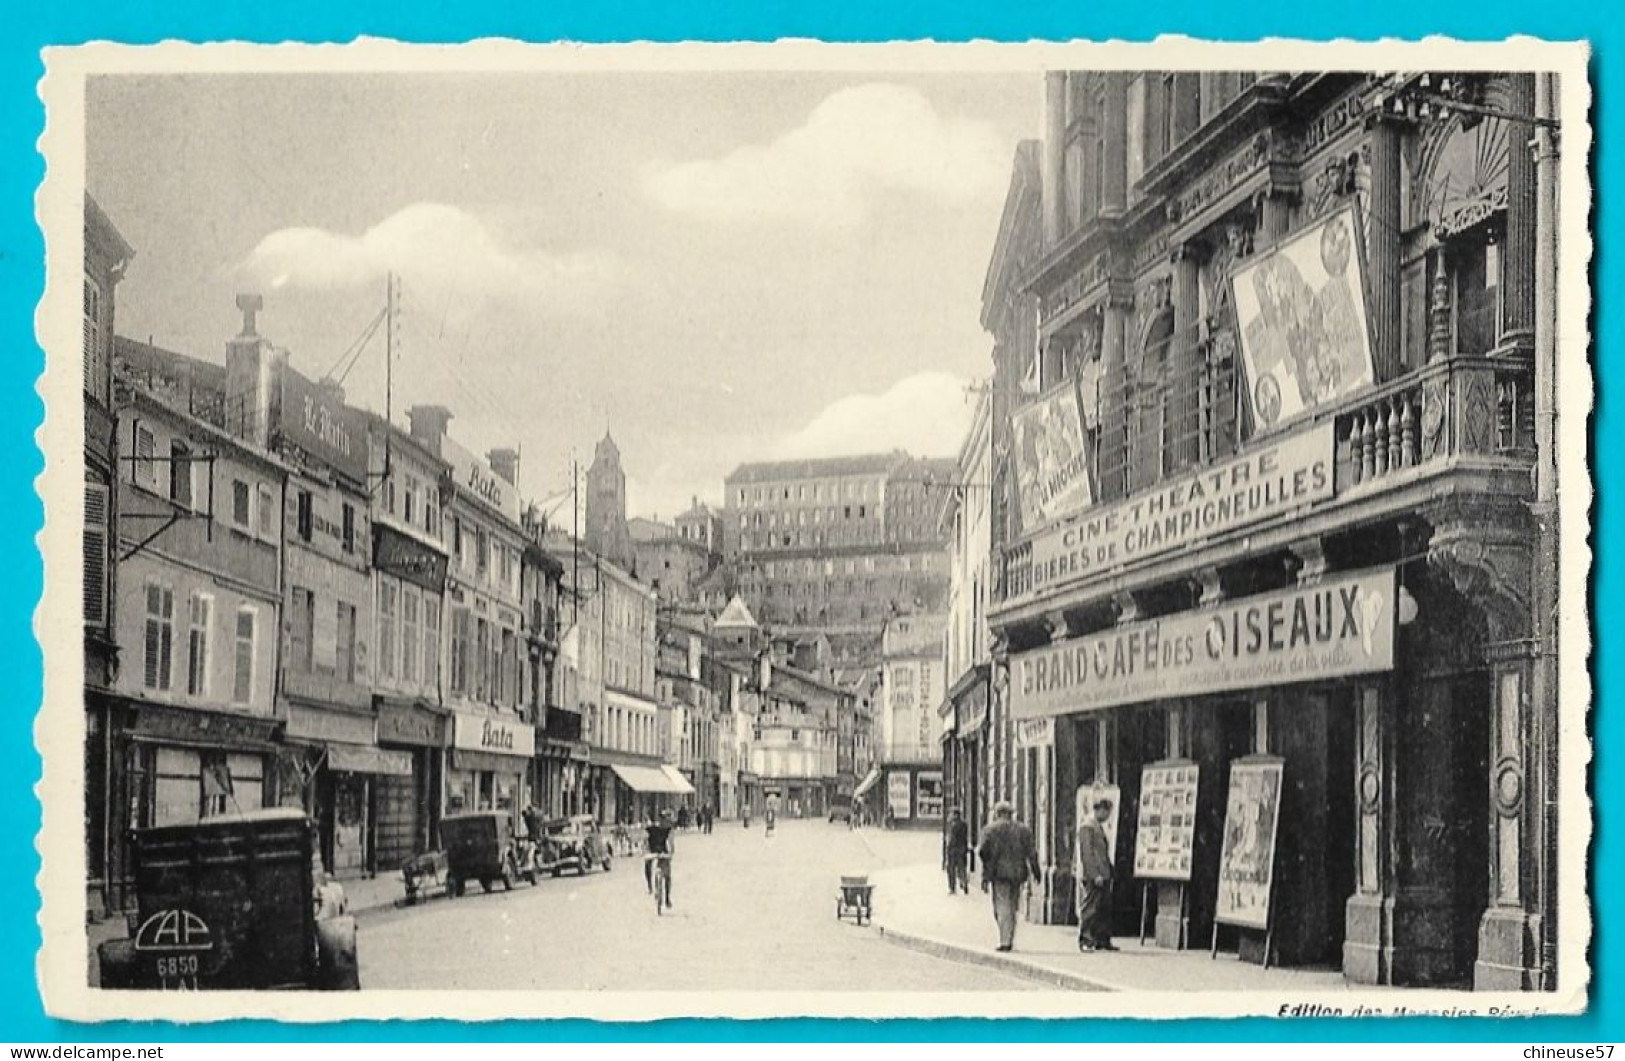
[{"x1": 650, "y1": 853, "x2": 672, "y2": 915}]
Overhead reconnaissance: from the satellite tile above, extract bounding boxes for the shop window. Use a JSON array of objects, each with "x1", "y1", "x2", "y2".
[
  {"x1": 143, "y1": 583, "x2": 174, "y2": 691},
  {"x1": 83, "y1": 483, "x2": 108, "y2": 626},
  {"x1": 231, "y1": 608, "x2": 256, "y2": 705},
  {"x1": 185, "y1": 592, "x2": 211, "y2": 697}
]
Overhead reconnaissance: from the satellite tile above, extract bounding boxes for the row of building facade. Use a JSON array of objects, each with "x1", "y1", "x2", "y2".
[
  {"x1": 937, "y1": 70, "x2": 1560, "y2": 992},
  {"x1": 81, "y1": 201, "x2": 887, "y2": 913}
]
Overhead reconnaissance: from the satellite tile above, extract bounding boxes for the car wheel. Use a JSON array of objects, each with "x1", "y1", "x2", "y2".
[
  {"x1": 603, "y1": 859, "x2": 612, "y2": 872},
  {"x1": 552, "y1": 866, "x2": 562, "y2": 878},
  {"x1": 480, "y1": 878, "x2": 493, "y2": 893}
]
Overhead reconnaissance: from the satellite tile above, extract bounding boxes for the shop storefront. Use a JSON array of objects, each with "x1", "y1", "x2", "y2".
[
  {"x1": 375, "y1": 698, "x2": 448, "y2": 870},
  {"x1": 280, "y1": 700, "x2": 400, "y2": 878},
  {"x1": 447, "y1": 711, "x2": 534, "y2": 827}
]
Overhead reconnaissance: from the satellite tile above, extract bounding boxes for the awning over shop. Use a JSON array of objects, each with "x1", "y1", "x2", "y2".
[
  {"x1": 327, "y1": 744, "x2": 413, "y2": 777},
  {"x1": 659, "y1": 765, "x2": 696, "y2": 796},
  {"x1": 610, "y1": 763, "x2": 690, "y2": 794},
  {"x1": 853, "y1": 767, "x2": 882, "y2": 799}
]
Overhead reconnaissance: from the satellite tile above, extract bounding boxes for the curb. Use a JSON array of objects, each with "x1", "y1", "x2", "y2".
[{"x1": 873, "y1": 922, "x2": 1115, "y2": 992}]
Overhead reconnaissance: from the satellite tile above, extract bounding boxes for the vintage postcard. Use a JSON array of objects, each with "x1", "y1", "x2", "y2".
[{"x1": 34, "y1": 38, "x2": 1592, "y2": 1022}]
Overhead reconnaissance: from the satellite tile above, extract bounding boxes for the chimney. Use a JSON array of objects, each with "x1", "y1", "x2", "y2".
[
  {"x1": 224, "y1": 292, "x2": 280, "y2": 447},
  {"x1": 488, "y1": 447, "x2": 519, "y2": 485},
  {"x1": 407, "y1": 405, "x2": 453, "y2": 455}
]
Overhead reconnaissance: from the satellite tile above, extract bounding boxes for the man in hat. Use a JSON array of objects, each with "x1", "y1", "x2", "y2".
[
  {"x1": 977, "y1": 801, "x2": 1041, "y2": 952},
  {"x1": 943, "y1": 807, "x2": 971, "y2": 895},
  {"x1": 1075, "y1": 795, "x2": 1118, "y2": 952}
]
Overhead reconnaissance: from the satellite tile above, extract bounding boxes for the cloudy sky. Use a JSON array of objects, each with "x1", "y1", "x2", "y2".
[{"x1": 87, "y1": 71, "x2": 1038, "y2": 521}]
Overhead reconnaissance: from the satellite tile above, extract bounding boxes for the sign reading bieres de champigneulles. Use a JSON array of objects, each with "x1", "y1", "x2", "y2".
[
  {"x1": 1022, "y1": 421, "x2": 1336, "y2": 597},
  {"x1": 1009, "y1": 567, "x2": 1397, "y2": 720}
]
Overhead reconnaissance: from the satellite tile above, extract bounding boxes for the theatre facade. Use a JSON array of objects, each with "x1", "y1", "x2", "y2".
[{"x1": 986, "y1": 70, "x2": 1554, "y2": 990}]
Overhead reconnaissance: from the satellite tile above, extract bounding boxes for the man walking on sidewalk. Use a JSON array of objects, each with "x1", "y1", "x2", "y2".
[
  {"x1": 943, "y1": 807, "x2": 970, "y2": 894},
  {"x1": 1075, "y1": 796, "x2": 1118, "y2": 952},
  {"x1": 978, "y1": 801, "x2": 1040, "y2": 952}
]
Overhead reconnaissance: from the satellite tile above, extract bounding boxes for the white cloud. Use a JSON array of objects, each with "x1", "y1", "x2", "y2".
[
  {"x1": 644, "y1": 83, "x2": 1008, "y2": 226},
  {"x1": 772, "y1": 371, "x2": 974, "y2": 460},
  {"x1": 235, "y1": 202, "x2": 617, "y2": 309}
]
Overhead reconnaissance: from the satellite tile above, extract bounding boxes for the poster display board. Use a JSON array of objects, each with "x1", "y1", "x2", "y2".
[
  {"x1": 1214, "y1": 757, "x2": 1286, "y2": 930},
  {"x1": 1133, "y1": 762, "x2": 1199, "y2": 881},
  {"x1": 1075, "y1": 783, "x2": 1123, "y2": 866},
  {"x1": 886, "y1": 771, "x2": 911, "y2": 820},
  {"x1": 1010, "y1": 378, "x2": 1094, "y2": 531},
  {"x1": 1232, "y1": 204, "x2": 1376, "y2": 433}
]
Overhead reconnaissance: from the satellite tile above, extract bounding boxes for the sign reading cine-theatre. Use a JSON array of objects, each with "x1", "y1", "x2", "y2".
[
  {"x1": 1010, "y1": 567, "x2": 1397, "y2": 720},
  {"x1": 1022, "y1": 421, "x2": 1335, "y2": 598}
]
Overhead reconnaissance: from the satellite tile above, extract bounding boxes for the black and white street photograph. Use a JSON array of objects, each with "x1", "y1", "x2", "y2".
[{"x1": 37, "y1": 41, "x2": 1591, "y2": 1021}]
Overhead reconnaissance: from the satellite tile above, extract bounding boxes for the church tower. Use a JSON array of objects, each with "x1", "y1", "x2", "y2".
[{"x1": 584, "y1": 431, "x2": 633, "y2": 570}]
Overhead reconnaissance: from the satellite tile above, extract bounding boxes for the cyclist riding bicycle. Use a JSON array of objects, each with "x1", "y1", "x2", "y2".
[{"x1": 643, "y1": 810, "x2": 676, "y2": 909}]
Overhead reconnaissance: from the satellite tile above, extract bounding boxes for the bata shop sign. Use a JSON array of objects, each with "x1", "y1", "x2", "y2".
[
  {"x1": 442, "y1": 436, "x2": 521, "y2": 525},
  {"x1": 452, "y1": 712, "x2": 535, "y2": 759},
  {"x1": 1010, "y1": 567, "x2": 1397, "y2": 720},
  {"x1": 1022, "y1": 422, "x2": 1335, "y2": 598}
]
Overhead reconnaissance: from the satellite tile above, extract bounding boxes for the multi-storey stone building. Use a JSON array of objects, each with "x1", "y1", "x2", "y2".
[{"x1": 983, "y1": 70, "x2": 1552, "y2": 989}]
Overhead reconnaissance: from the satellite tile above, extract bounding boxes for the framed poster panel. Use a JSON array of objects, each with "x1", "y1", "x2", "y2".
[
  {"x1": 1214, "y1": 756, "x2": 1286, "y2": 930},
  {"x1": 1009, "y1": 378, "x2": 1094, "y2": 531},
  {"x1": 1132, "y1": 761, "x2": 1199, "y2": 881},
  {"x1": 1231, "y1": 204, "x2": 1376, "y2": 433}
]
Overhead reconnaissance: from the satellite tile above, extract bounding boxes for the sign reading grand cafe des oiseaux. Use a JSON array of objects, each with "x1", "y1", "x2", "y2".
[{"x1": 1009, "y1": 567, "x2": 1397, "y2": 720}]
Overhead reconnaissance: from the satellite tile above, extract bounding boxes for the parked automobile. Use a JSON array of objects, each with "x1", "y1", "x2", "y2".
[
  {"x1": 96, "y1": 808, "x2": 358, "y2": 990},
  {"x1": 440, "y1": 811, "x2": 537, "y2": 896},
  {"x1": 537, "y1": 814, "x2": 613, "y2": 876},
  {"x1": 828, "y1": 801, "x2": 853, "y2": 824}
]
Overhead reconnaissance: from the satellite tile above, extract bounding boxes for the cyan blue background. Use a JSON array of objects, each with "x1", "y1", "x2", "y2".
[{"x1": 0, "y1": 0, "x2": 1608, "y2": 1042}]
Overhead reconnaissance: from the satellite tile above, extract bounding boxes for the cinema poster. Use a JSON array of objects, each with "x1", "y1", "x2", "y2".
[
  {"x1": 1011, "y1": 378, "x2": 1094, "y2": 531},
  {"x1": 1133, "y1": 763, "x2": 1199, "y2": 881},
  {"x1": 1232, "y1": 204, "x2": 1376, "y2": 432},
  {"x1": 1215, "y1": 758, "x2": 1286, "y2": 930}
]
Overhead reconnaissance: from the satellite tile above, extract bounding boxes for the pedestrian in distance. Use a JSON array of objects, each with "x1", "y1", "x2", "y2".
[
  {"x1": 943, "y1": 807, "x2": 971, "y2": 895},
  {"x1": 1075, "y1": 796, "x2": 1118, "y2": 952},
  {"x1": 977, "y1": 801, "x2": 1041, "y2": 952}
]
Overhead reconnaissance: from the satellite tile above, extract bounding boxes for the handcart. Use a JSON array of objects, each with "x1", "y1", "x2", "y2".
[{"x1": 835, "y1": 874, "x2": 873, "y2": 926}]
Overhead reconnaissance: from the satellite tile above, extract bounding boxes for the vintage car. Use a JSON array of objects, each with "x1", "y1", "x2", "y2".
[
  {"x1": 536, "y1": 814, "x2": 613, "y2": 877},
  {"x1": 96, "y1": 808, "x2": 359, "y2": 990},
  {"x1": 440, "y1": 811, "x2": 537, "y2": 896}
]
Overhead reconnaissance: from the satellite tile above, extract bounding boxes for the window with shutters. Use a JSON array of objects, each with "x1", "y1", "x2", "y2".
[
  {"x1": 450, "y1": 606, "x2": 470, "y2": 694},
  {"x1": 403, "y1": 477, "x2": 417, "y2": 526},
  {"x1": 232, "y1": 479, "x2": 250, "y2": 528},
  {"x1": 143, "y1": 583, "x2": 174, "y2": 691},
  {"x1": 401, "y1": 588, "x2": 419, "y2": 683},
  {"x1": 475, "y1": 618, "x2": 490, "y2": 700},
  {"x1": 290, "y1": 586, "x2": 316, "y2": 673},
  {"x1": 170, "y1": 440, "x2": 193, "y2": 510},
  {"x1": 257, "y1": 483, "x2": 276, "y2": 538},
  {"x1": 336, "y1": 601, "x2": 357, "y2": 684},
  {"x1": 134, "y1": 426, "x2": 157, "y2": 488},
  {"x1": 83, "y1": 483, "x2": 109, "y2": 626},
  {"x1": 231, "y1": 608, "x2": 256, "y2": 705},
  {"x1": 424, "y1": 597, "x2": 442, "y2": 690},
  {"x1": 295, "y1": 490, "x2": 313, "y2": 543},
  {"x1": 186, "y1": 593, "x2": 212, "y2": 697},
  {"x1": 83, "y1": 277, "x2": 106, "y2": 405},
  {"x1": 378, "y1": 582, "x2": 397, "y2": 680},
  {"x1": 341, "y1": 502, "x2": 356, "y2": 554}
]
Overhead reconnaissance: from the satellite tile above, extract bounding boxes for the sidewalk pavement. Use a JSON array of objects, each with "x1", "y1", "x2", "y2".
[{"x1": 863, "y1": 859, "x2": 1382, "y2": 994}]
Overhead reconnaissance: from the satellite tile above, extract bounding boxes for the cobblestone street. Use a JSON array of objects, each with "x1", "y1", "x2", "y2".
[{"x1": 358, "y1": 820, "x2": 1038, "y2": 991}]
